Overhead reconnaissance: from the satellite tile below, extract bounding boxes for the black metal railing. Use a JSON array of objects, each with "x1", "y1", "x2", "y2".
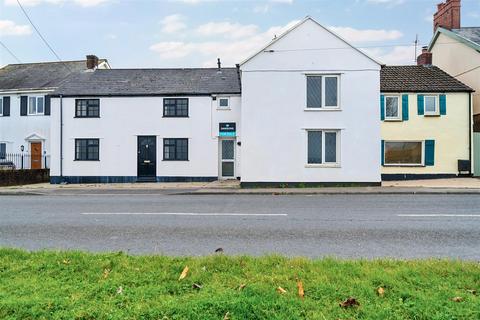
[{"x1": 0, "y1": 153, "x2": 50, "y2": 170}]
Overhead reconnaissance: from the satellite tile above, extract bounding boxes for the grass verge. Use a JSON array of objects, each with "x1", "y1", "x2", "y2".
[{"x1": 0, "y1": 248, "x2": 479, "y2": 319}]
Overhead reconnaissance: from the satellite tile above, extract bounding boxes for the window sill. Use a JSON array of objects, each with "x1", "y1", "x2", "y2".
[
  {"x1": 74, "y1": 116, "x2": 101, "y2": 119},
  {"x1": 162, "y1": 116, "x2": 190, "y2": 118},
  {"x1": 27, "y1": 114, "x2": 45, "y2": 116},
  {"x1": 162, "y1": 159, "x2": 189, "y2": 162},
  {"x1": 304, "y1": 108, "x2": 341, "y2": 112},
  {"x1": 305, "y1": 163, "x2": 341, "y2": 168},
  {"x1": 74, "y1": 160, "x2": 100, "y2": 162},
  {"x1": 424, "y1": 114, "x2": 440, "y2": 117},
  {"x1": 216, "y1": 108, "x2": 231, "y2": 111},
  {"x1": 384, "y1": 118, "x2": 403, "y2": 122},
  {"x1": 383, "y1": 164, "x2": 425, "y2": 167}
]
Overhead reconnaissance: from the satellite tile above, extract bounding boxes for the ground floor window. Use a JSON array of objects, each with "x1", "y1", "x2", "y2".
[
  {"x1": 0, "y1": 143, "x2": 5, "y2": 159},
  {"x1": 307, "y1": 130, "x2": 339, "y2": 164},
  {"x1": 384, "y1": 141, "x2": 422, "y2": 165},
  {"x1": 75, "y1": 139, "x2": 99, "y2": 161},
  {"x1": 163, "y1": 138, "x2": 188, "y2": 161}
]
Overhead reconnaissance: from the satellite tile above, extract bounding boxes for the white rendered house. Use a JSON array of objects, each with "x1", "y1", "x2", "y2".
[
  {"x1": 0, "y1": 56, "x2": 109, "y2": 169},
  {"x1": 239, "y1": 17, "x2": 382, "y2": 186}
]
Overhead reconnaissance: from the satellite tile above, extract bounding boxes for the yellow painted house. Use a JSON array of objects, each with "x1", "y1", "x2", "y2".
[{"x1": 380, "y1": 65, "x2": 473, "y2": 180}]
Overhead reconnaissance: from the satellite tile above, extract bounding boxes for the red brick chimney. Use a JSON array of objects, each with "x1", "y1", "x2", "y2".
[
  {"x1": 433, "y1": 0, "x2": 461, "y2": 32},
  {"x1": 86, "y1": 55, "x2": 99, "y2": 70},
  {"x1": 417, "y1": 47, "x2": 433, "y2": 66}
]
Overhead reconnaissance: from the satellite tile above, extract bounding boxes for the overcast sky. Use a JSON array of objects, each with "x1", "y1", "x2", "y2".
[{"x1": 1, "y1": 0, "x2": 479, "y2": 68}]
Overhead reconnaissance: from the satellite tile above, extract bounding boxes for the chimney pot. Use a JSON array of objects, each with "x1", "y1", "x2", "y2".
[
  {"x1": 217, "y1": 58, "x2": 221, "y2": 70},
  {"x1": 86, "y1": 55, "x2": 99, "y2": 70}
]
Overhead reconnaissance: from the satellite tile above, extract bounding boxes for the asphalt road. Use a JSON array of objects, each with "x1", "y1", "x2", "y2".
[{"x1": 1, "y1": 194, "x2": 480, "y2": 259}]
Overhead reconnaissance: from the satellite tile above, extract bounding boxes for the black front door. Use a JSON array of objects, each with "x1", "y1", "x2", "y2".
[{"x1": 137, "y1": 136, "x2": 156, "y2": 180}]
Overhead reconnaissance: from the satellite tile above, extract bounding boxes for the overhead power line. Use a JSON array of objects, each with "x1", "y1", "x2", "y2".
[
  {"x1": 16, "y1": 0, "x2": 71, "y2": 71},
  {"x1": 454, "y1": 65, "x2": 480, "y2": 78},
  {"x1": 0, "y1": 40, "x2": 22, "y2": 63}
]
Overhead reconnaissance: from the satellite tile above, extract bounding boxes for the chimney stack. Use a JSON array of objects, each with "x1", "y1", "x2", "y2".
[
  {"x1": 417, "y1": 46, "x2": 433, "y2": 66},
  {"x1": 433, "y1": 0, "x2": 461, "y2": 32},
  {"x1": 86, "y1": 55, "x2": 99, "y2": 70},
  {"x1": 217, "y1": 58, "x2": 221, "y2": 71}
]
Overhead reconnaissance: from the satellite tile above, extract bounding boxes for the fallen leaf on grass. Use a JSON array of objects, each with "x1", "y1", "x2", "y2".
[
  {"x1": 178, "y1": 266, "x2": 189, "y2": 280},
  {"x1": 340, "y1": 297, "x2": 360, "y2": 308},
  {"x1": 62, "y1": 259, "x2": 70, "y2": 265},
  {"x1": 116, "y1": 286, "x2": 123, "y2": 295},
  {"x1": 377, "y1": 287, "x2": 385, "y2": 297},
  {"x1": 466, "y1": 289, "x2": 477, "y2": 295},
  {"x1": 103, "y1": 269, "x2": 110, "y2": 279},
  {"x1": 238, "y1": 283, "x2": 246, "y2": 291},
  {"x1": 276, "y1": 287, "x2": 287, "y2": 294},
  {"x1": 451, "y1": 296, "x2": 463, "y2": 302},
  {"x1": 192, "y1": 283, "x2": 202, "y2": 290},
  {"x1": 223, "y1": 312, "x2": 230, "y2": 320},
  {"x1": 297, "y1": 280, "x2": 304, "y2": 298}
]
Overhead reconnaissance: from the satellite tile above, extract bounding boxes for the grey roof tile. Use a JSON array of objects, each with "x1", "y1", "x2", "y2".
[
  {"x1": 381, "y1": 65, "x2": 473, "y2": 93},
  {"x1": 52, "y1": 68, "x2": 241, "y2": 96},
  {"x1": 0, "y1": 60, "x2": 106, "y2": 91},
  {"x1": 451, "y1": 27, "x2": 480, "y2": 46}
]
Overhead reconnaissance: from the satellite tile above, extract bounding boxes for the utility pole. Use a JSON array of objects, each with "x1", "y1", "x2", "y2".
[{"x1": 414, "y1": 34, "x2": 418, "y2": 63}]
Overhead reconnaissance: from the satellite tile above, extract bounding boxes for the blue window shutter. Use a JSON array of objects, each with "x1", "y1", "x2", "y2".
[
  {"x1": 381, "y1": 140, "x2": 385, "y2": 166},
  {"x1": 439, "y1": 94, "x2": 446, "y2": 115},
  {"x1": 2, "y1": 97, "x2": 10, "y2": 116},
  {"x1": 380, "y1": 95, "x2": 385, "y2": 121},
  {"x1": 417, "y1": 94, "x2": 424, "y2": 115},
  {"x1": 425, "y1": 140, "x2": 435, "y2": 166},
  {"x1": 402, "y1": 94, "x2": 409, "y2": 121}
]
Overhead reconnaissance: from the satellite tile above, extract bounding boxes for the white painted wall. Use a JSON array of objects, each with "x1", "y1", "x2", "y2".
[
  {"x1": 0, "y1": 90, "x2": 52, "y2": 167},
  {"x1": 50, "y1": 95, "x2": 241, "y2": 179},
  {"x1": 240, "y1": 18, "x2": 381, "y2": 183}
]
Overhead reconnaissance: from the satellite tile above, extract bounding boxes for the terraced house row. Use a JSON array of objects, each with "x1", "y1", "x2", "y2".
[{"x1": 0, "y1": 3, "x2": 478, "y2": 185}]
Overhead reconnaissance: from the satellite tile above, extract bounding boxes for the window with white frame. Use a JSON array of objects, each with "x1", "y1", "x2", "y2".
[
  {"x1": 384, "y1": 96, "x2": 400, "y2": 120},
  {"x1": 424, "y1": 95, "x2": 438, "y2": 115},
  {"x1": 218, "y1": 97, "x2": 230, "y2": 108},
  {"x1": 307, "y1": 130, "x2": 339, "y2": 165},
  {"x1": 0, "y1": 97, "x2": 3, "y2": 116},
  {"x1": 306, "y1": 75, "x2": 339, "y2": 109},
  {"x1": 28, "y1": 96, "x2": 44, "y2": 115},
  {"x1": 384, "y1": 141, "x2": 423, "y2": 166}
]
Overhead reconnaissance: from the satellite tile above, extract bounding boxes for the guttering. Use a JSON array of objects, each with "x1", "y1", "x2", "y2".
[
  {"x1": 60, "y1": 95, "x2": 63, "y2": 180},
  {"x1": 0, "y1": 88, "x2": 56, "y2": 95},
  {"x1": 49, "y1": 92, "x2": 242, "y2": 98}
]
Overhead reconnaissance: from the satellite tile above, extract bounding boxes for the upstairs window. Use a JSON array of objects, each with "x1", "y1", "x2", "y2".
[
  {"x1": 163, "y1": 98, "x2": 188, "y2": 117},
  {"x1": 306, "y1": 75, "x2": 339, "y2": 109},
  {"x1": 28, "y1": 97, "x2": 44, "y2": 115},
  {"x1": 75, "y1": 139, "x2": 99, "y2": 161},
  {"x1": 384, "y1": 96, "x2": 400, "y2": 120},
  {"x1": 76, "y1": 99, "x2": 100, "y2": 118},
  {"x1": 218, "y1": 97, "x2": 230, "y2": 108},
  {"x1": 424, "y1": 96, "x2": 438, "y2": 115}
]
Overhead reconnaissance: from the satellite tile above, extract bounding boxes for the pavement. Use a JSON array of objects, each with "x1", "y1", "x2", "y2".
[
  {"x1": 1, "y1": 193, "x2": 479, "y2": 259},
  {"x1": 1, "y1": 178, "x2": 480, "y2": 195}
]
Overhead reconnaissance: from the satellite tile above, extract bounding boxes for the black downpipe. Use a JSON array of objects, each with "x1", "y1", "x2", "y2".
[
  {"x1": 469, "y1": 92, "x2": 472, "y2": 176},
  {"x1": 60, "y1": 95, "x2": 63, "y2": 180}
]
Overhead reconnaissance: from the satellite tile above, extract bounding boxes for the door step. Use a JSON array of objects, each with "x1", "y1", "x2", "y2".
[{"x1": 136, "y1": 177, "x2": 157, "y2": 183}]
